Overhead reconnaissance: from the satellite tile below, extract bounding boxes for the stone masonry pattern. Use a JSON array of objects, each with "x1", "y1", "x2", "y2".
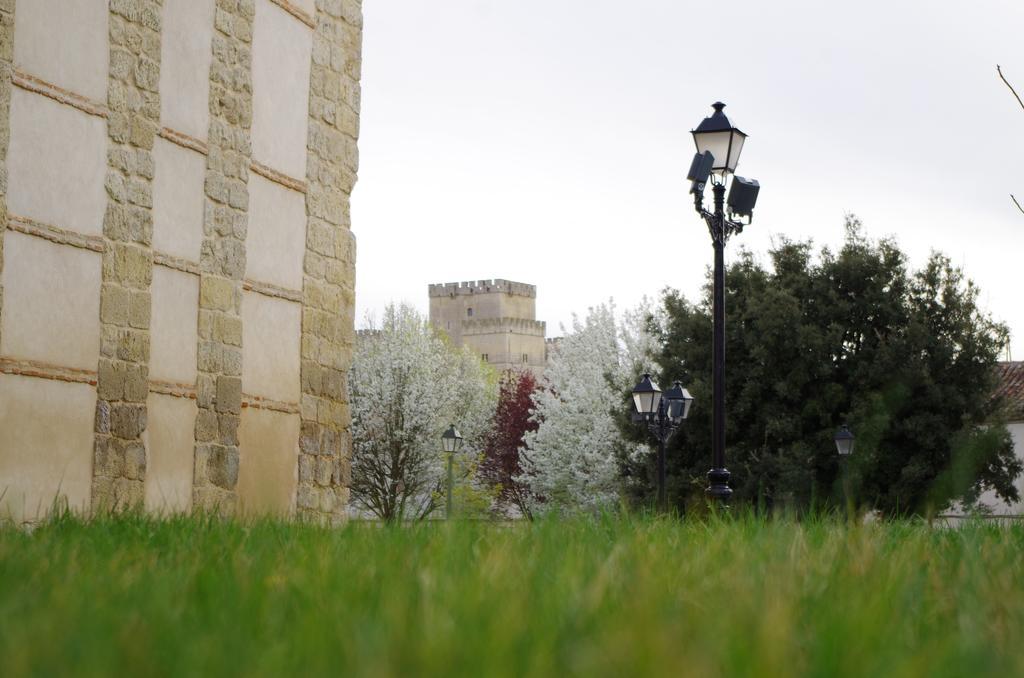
[
  {"x1": 0, "y1": 0, "x2": 360, "y2": 522},
  {"x1": 92, "y1": 0, "x2": 164, "y2": 510},
  {"x1": 192, "y1": 0, "x2": 254, "y2": 512},
  {"x1": 297, "y1": 0, "x2": 361, "y2": 523},
  {"x1": 0, "y1": 0, "x2": 13, "y2": 350}
]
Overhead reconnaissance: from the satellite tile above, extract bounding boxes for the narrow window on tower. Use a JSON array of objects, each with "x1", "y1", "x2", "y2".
[{"x1": 467, "y1": 307, "x2": 474, "y2": 317}]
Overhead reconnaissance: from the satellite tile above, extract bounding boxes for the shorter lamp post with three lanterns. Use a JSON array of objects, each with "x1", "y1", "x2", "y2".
[{"x1": 631, "y1": 374, "x2": 695, "y2": 512}]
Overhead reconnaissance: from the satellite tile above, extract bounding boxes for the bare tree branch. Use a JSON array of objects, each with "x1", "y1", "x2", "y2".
[
  {"x1": 998, "y1": 65, "x2": 1024, "y2": 112},
  {"x1": 999, "y1": 66, "x2": 1024, "y2": 217}
]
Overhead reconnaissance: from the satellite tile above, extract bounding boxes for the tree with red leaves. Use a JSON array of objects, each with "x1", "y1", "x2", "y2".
[{"x1": 481, "y1": 370, "x2": 540, "y2": 518}]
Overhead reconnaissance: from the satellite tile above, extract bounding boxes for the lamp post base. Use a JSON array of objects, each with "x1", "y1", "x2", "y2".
[
  {"x1": 706, "y1": 467, "x2": 732, "y2": 501},
  {"x1": 657, "y1": 438, "x2": 667, "y2": 513}
]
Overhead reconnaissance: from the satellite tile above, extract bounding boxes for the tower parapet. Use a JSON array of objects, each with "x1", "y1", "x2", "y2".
[{"x1": 429, "y1": 279, "x2": 536, "y2": 299}]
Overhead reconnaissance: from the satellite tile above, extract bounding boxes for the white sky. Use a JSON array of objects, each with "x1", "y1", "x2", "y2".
[{"x1": 352, "y1": 0, "x2": 1024, "y2": 357}]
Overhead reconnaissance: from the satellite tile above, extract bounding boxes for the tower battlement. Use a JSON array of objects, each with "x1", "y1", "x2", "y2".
[{"x1": 429, "y1": 279, "x2": 536, "y2": 299}]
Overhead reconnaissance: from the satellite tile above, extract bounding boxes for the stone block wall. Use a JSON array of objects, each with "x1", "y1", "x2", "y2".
[{"x1": 0, "y1": 0, "x2": 360, "y2": 524}]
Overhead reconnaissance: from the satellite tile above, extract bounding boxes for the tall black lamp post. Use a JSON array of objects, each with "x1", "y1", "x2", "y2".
[
  {"x1": 688, "y1": 102, "x2": 761, "y2": 501},
  {"x1": 441, "y1": 424, "x2": 463, "y2": 520},
  {"x1": 631, "y1": 374, "x2": 694, "y2": 511}
]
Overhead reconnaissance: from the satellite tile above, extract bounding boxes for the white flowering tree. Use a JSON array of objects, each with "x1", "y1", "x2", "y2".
[
  {"x1": 348, "y1": 303, "x2": 496, "y2": 521},
  {"x1": 621, "y1": 297, "x2": 664, "y2": 381},
  {"x1": 517, "y1": 301, "x2": 659, "y2": 515}
]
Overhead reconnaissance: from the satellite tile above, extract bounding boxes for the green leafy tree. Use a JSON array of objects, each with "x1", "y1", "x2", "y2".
[{"x1": 639, "y1": 217, "x2": 1019, "y2": 516}]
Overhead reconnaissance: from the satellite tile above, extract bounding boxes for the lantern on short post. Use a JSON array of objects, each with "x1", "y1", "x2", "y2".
[
  {"x1": 441, "y1": 425, "x2": 462, "y2": 520},
  {"x1": 441, "y1": 425, "x2": 463, "y2": 455},
  {"x1": 834, "y1": 425, "x2": 855, "y2": 456},
  {"x1": 834, "y1": 424, "x2": 856, "y2": 516}
]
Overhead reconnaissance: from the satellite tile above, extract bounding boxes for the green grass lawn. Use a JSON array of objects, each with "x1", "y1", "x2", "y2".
[{"x1": 1, "y1": 513, "x2": 1022, "y2": 677}]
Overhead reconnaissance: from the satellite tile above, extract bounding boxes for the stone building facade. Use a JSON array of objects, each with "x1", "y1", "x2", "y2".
[
  {"x1": 429, "y1": 279, "x2": 547, "y2": 375},
  {"x1": 0, "y1": 0, "x2": 361, "y2": 524}
]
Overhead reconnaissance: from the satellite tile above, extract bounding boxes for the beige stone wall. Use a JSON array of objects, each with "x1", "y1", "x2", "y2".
[
  {"x1": 297, "y1": 0, "x2": 360, "y2": 522},
  {"x1": 91, "y1": 0, "x2": 162, "y2": 511},
  {"x1": 0, "y1": 0, "x2": 13, "y2": 359},
  {"x1": 461, "y1": 320, "x2": 547, "y2": 375},
  {"x1": 0, "y1": 0, "x2": 360, "y2": 524}
]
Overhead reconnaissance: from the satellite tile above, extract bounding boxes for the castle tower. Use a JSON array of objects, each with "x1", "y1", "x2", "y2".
[{"x1": 429, "y1": 279, "x2": 546, "y2": 375}]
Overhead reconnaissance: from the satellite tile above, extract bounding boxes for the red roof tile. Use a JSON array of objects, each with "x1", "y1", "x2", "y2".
[{"x1": 994, "y1": 362, "x2": 1024, "y2": 421}]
